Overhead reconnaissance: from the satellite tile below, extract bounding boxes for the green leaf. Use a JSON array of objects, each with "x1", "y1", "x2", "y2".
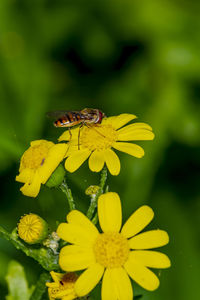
[{"x1": 6, "y1": 260, "x2": 34, "y2": 300}]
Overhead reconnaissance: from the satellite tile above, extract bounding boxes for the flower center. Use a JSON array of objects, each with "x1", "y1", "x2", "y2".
[
  {"x1": 80, "y1": 124, "x2": 118, "y2": 151},
  {"x1": 21, "y1": 144, "x2": 51, "y2": 170},
  {"x1": 93, "y1": 232, "x2": 130, "y2": 268}
]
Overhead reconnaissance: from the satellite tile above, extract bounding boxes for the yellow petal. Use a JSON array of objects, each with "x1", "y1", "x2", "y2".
[
  {"x1": 101, "y1": 269, "x2": 116, "y2": 300},
  {"x1": 62, "y1": 291, "x2": 77, "y2": 300},
  {"x1": 30, "y1": 140, "x2": 54, "y2": 147},
  {"x1": 64, "y1": 144, "x2": 81, "y2": 157},
  {"x1": 113, "y1": 142, "x2": 144, "y2": 158},
  {"x1": 129, "y1": 250, "x2": 171, "y2": 269},
  {"x1": 103, "y1": 114, "x2": 137, "y2": 130},
  {"x1": 118, "y1": 128, "x2": 155, "y2": 141},
  {"x1": 104, "y1": 149, "x2": 120, "y2": 175},
  {"x1": 38, "y1": 143, "x2": 68, "y2": 184},
  {"x1": 118, "y1": 122, "x2": 153, "y2": 131},
  {"x1": 57, "y1": 223, "x2": 97, "y2": 246},
  {"x1": 20, "y1": 172, "x2": 41, "y2": 197},
  {"x1": 121, "y1": 206, "x2": 154, "y2": 238},
  {"x1": 129, "y1": 230, "x2": 169, "y2": 249},
  {"x1": 59, "y1": 245, "x2": 95, "y2": 271},
  {"x1": 62, "y1": 296, "x2": 76, "y2": 300},
  {"x1": 88, "y1": 150, "x2": 105, "y2": 172},
  {"x1": 67, "y1": 210, "x2": 99, "y2": 238},
  {"x1": 58, "y1": 128, "x2": 79, "y2": 141},
  {"x1": 98, "y1": 192, "x2": 122, "y2": 233},
  {"x1": 46, "y1": 282, "x2": 58, "y2": 288},
  {"x1": 50, "y1": 271, "x2": 64, "y2": 282},
  {"x1": 75, "y1": 263, "x2": 104, "y2": 296},
  {"x1": 102, "y1": 268, "x2": 133, "y2": 300},
  {"x1": 65, "y1": 149, "x2": 91, "y2": 172},
  {"x1": 124, "y1": 258, "x2": 160, "y2": 291},
  {"x1": 15, "y1": 168, "x2": 35, "y2": 183}
]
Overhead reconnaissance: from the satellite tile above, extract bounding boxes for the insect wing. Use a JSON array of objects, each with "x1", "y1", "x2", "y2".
[{"x1": 46, "y1": 111, "x2": 72, "y2": 119}]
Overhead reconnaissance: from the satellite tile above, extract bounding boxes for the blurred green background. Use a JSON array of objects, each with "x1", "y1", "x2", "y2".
[{"x1": 0, "y1": 0, "x2": 200, "y2": 299}]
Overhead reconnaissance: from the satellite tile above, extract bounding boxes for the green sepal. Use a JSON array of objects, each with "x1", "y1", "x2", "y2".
[{"x1": 46, "y1": 164, "x2": 66, "y2": 188}]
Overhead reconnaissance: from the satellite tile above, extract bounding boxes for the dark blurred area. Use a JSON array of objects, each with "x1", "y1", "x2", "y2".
[{"x1": 0, "y1": 0, "x2": 200, "y2": 299}]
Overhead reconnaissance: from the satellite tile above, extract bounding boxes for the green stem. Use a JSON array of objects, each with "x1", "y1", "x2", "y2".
[
  {"x1": 0, "y1": 227, "x2": 59, "y2": 271},
  {"x1": 87, "y1": 167, "x2": 107, "y2": 219},
  {"x1": 91, "y1": 212, "x2": 98, "y2": 225},
  {"x1": 60, "y1": 179, "x2": 75, "y2": 210},
  {"x1": 30, "y1": 272, "x2": 51, "y2": 300}
]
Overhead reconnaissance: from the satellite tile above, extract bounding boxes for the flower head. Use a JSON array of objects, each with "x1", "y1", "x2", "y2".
[
  {"x1": 58, "y1": 114, "x2": 155, "y2": 175},
  {"x1": 16, "y1": 140, "x2": 68, "y2": 197},
  {"x1": 18, "y1": 213, "x2": 48, "y2": 244},
  {"x1": 57, "y1": 192, "x2": 170, "y2": 300},
  {"x1": 46, "y1": 271, "x2": 78, "y2": 300}
]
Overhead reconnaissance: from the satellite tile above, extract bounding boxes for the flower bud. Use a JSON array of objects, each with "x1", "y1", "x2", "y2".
[
  {"x1": 46, "y1": 164, "x2": 66, "y2": 188},
  {"x1": 18, "y1": 214, "x2": 49, "y2": 244},
  {"x1": 85, "y1": 185, "x2": 100, "y2": 196}
]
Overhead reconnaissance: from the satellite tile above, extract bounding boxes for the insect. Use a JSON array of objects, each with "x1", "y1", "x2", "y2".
[{"x1": 47, "y1": 108, "x2": 105, "y2": 148}]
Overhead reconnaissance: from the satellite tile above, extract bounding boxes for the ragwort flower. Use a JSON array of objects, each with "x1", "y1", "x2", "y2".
[
  {"x1": 57, "y1": 192, "x2": 171, "y2": 300},
  {"x1": 58, "y1": 113, "x2": 155, "y2": 175},
  {"x1": 46, "y1": 271, "x2": 78, "y2": 300},
  {"x1": 16, "y1": 140, "x2": 68, "y2": 197}
]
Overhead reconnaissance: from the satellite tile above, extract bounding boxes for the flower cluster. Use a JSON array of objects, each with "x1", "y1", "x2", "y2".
[
  {"x1": 16, "y1": 113, "x2": 154, "y2": 197},
  {"x1": 14, "y1": 110, "x2": 170, "y2": 300}
]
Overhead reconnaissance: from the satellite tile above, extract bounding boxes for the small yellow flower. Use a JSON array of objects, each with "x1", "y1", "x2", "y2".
[
  {"x1": 58, "y1": 114, "x2": 155, "y2": 175},
  {"x1": 18, "y1": 213, "x2": 48, "y2": 244},
  {"x1": 16, "y1": 140, "x2": 68, "y2": 197},
  {"x1": 46, "y1": 271, "x2": 78, "y2": 300},
  {"x1": 57, "y1": 192, "x2": 170, "y2": 300}
]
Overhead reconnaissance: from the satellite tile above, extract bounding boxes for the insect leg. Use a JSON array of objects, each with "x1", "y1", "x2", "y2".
[
  {"x1": 68, "y1": 128, "x2": 72, "y2": 142},
  {"x1": 64, "y1": 128, "x2": 72, "y2": 156},
  {"x1": 78, "y1": 124, "x2": 84, "y2": 150}
]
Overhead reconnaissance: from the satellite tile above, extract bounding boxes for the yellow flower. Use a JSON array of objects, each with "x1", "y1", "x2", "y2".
[
  {"x1": 16, "y1": 140, "x2": 68, "y2": 197},
  {"x1": 57, "y1": 192, "x2": 171, "y2": 300},
  {"x1": 58, "y1": 114, "x2": 155, "y2": 175},
  {"x1": 46, "y1": 271, "x2": 78, "y2": 300},
  {"x1": 18, "y1": 213, "x2": 48, "y2": 244}
]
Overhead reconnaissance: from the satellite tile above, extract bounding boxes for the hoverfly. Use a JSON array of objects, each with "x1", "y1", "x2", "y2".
[{"x1": 47, "y1": 108, "x2": 105, "y2": 149}]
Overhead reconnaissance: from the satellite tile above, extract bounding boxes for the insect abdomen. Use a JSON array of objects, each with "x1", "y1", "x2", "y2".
[{"x1": 54, "y1": 112, "x2": 82, "y2": 127}]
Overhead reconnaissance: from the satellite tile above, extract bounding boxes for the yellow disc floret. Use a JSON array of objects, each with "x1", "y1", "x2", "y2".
[
  {"x1": 93, "y1": 232, "x2": 129, "y2": 268},
  {"x1": 81, "y1": 124, "x2": 118, "y2": 151},
  {"x1": 18, "y1": 213, "x2": 48, "y2": 244}
]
